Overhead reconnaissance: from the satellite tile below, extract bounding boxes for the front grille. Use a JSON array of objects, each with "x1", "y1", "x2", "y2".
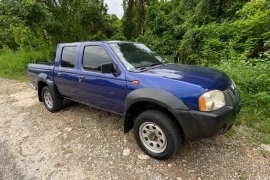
[
  {"x1": 228, "y1": 88, "x2": 235, "y2": 98},
  {"x1": 225, "y1": 83, "x2": 240, "y2": 104}
]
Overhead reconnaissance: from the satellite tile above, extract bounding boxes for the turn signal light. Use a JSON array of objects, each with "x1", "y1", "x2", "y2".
[
  {"x1": 133, "y1": 80, "x2": 140, "y2": 85},
  {"x1": 199, "y1": 96, "x2": 207, "y2": 111}
]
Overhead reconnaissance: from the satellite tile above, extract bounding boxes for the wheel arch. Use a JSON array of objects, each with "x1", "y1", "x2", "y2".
[
  {"x1": 124, "y1": 88, "x2": 189, "y2": 136},
  {"x1": 37, "y1": 73, "x2": 59, "y2": 102}
]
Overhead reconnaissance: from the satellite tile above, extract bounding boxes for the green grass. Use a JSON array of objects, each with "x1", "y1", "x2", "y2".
[
  {"x1": 252, "y1": 130, "x2": 270, "y2": 144},
  {"x1": 0, "y1": 48, "x2": 51, "y2": 82},
  {"x1": 0, "y1": 72, "x2": 28, "y2": 82},
  {"x1": 214, "y1": 59, "x2": 270, "y2": 143},
  {"x1": 0, "y1": 48, "x2": 51, "y2": 76}
]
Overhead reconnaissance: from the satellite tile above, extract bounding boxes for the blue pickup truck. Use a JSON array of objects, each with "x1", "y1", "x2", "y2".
[{"x1": 28, "y1": 41, "x2": 241, "y2": 160}]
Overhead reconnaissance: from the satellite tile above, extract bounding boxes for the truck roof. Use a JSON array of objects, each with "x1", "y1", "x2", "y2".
[{"x1": 57, "y1": 41, "x2": 137, "y2": 46}]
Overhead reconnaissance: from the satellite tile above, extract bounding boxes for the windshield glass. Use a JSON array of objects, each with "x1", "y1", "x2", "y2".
[{"x1": 108, "y1": 42, "x2": 164, "y2": 71}]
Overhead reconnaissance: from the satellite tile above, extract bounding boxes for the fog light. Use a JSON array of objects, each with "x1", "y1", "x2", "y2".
[{"x1": 219, "y1": 124, "x2": 227, "y2": 134}]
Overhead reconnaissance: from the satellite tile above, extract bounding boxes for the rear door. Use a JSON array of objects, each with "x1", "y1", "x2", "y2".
[
  {"x1": 54, "y1": 44, "x2": 79, "y2": 100},
  {"x1": 76, "y1": 42, "x2": 126, "y2": 114}
]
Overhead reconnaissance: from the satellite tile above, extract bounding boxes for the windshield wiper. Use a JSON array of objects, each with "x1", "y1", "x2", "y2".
[
  {"x1": 136, "y1": 67, "x2": 148, "y2": 71},
  {"x1": 134, "y1": 63, "x2": 163, "y2": 72},
  {"x1": 150, "y1": 63, "x2": 163, "y2": 67}
]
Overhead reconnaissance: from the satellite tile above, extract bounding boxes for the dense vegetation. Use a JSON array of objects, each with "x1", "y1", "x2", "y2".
[{"x1": 0, "y1": 0, "x2": 269, "y2": 141}]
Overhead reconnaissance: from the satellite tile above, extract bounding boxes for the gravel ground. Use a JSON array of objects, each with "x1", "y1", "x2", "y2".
[{"x1": 0, "y1": 78, "x2": 269, "y2": 180}]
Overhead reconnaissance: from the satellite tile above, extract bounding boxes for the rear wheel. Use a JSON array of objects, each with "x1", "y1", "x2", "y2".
[
  {"x1": 134, "y1": 110, "x2": 181, "y2": 160},
  {"x1": 41, "y1": 86, "x2": 63, "y2": 112}
]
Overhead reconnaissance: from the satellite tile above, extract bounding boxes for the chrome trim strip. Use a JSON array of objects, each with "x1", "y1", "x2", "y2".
[{"x1": 30, "y1": 83, "x2": 37, "y2": 90}]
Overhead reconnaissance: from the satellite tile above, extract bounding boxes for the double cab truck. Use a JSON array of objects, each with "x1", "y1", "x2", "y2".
[{"x1": 28, "y1": 41, "x2": 242, "y2": 160}]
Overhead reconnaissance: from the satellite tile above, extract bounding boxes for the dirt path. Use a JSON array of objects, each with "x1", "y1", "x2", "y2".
[{"x1": 0, "y1": 78, "x2": 269, "y2": 180}]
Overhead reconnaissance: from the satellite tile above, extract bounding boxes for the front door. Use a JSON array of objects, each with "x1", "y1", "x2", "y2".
[{"x1": 77, "y1": 44, "x2": 126, "y2": 114}]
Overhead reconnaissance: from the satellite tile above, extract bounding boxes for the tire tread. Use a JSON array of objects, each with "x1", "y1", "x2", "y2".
[{"x1": 41, "y1": 86, "x2": 63, "y2": 112}]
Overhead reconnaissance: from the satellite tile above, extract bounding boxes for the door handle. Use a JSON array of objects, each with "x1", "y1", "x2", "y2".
[
  {"x1": 78, "y1": 75, "x2": 85, "y2": 79},
  {"x1": 57, "y1": 72, "x2": 62, "y2": 76}
]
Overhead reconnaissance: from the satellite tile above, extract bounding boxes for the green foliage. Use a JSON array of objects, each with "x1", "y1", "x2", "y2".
[
  {"x1": 214, "y1": 59, "x2": 270, "y2": 133},
  {"x1": 122, "y1": 0, "x2": 148, "y2": 40},
  {"x1": 122, "y1": 0, "x2": 138, "y2": 40},
  {"x1": 137, "y1": 0, "x2": 270, "y2": 65},
  {"x1": 0, "y1": 48, "x2": 51, "y2": 76},
  {"x1": 0, "y1": 0, "x2": 122, "y2": 49}
]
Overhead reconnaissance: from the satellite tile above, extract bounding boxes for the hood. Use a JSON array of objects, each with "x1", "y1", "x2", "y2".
[{"x1": 142, "y1": 63, "x2": 231, "y2": 91}]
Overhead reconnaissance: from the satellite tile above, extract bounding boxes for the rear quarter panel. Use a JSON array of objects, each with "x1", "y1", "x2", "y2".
[{"x1": 28, "y1": 64, "x2": 54, "y2": 87}]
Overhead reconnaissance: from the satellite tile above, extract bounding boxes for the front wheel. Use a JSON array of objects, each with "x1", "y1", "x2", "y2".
[
  {"x1": 41, "y1": 86, "x2": 63, "y2": 112},
  {"x1": 134, "y1": 110, "x2": 181, "y2": 160}
]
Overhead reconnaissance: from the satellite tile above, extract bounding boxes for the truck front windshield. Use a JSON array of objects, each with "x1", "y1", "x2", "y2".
[{"x1": 108, "y1": 42, "x2": 164, "y2": 71}]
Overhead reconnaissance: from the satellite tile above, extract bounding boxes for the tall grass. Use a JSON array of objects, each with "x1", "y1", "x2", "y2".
[
  {"x1": 214, "y1": 59, "x2": 270, "y2": 138},
  {"x1": 0, "y1": 48, "x2": 52, "y2": 79}
]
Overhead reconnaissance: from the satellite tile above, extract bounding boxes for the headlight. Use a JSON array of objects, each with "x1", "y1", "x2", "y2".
[{"x1": 199, "y1": 90, "x2": 226, "y2": 111}]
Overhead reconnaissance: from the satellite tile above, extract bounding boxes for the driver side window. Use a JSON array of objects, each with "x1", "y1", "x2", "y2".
[{"x1": 83, "y1": 46, "x2": 112, "y2": 72}]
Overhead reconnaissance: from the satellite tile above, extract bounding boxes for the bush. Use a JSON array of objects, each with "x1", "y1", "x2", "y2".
[
  {"x1": 214, "y1": 59, "x2": 270, "y2": 134},
  {"x1": 0, "y1": 48, "x2": 52, "y2": 77}
]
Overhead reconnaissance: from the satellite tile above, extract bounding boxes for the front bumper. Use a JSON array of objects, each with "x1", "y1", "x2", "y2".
[
  {"x1": 172, "y1": 86, "x2": 242, "y2": 140},
  {"x1": 190, "y1": 99, "x2": 241, "y2": 139}
]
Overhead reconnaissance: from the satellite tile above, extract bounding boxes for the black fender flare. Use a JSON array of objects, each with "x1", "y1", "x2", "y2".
[
  {"x1": 124, "y1": 88, "x2": 189, "y2": 133},
  {"x1": 37, "y1": 73, "x2": 59, "y2": 101}
]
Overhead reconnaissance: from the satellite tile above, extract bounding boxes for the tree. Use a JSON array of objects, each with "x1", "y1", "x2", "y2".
[
  {"x1": 0, "y1": 0, "x2": 122, "y2": 49},
  {"x1": 122, "y1": 0, "x2": 148, "y2": 40}
]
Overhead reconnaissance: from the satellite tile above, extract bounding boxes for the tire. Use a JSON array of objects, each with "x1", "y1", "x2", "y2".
[
  {"x1": 41, "y1": 86, "x2": 63, "y2": 112},
  {"x1": 134, "y1": 110, "x2": 181, "y2": 160}
]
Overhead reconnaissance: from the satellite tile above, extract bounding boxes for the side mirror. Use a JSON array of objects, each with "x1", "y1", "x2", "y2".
[{"x1": 101, "y1": 62, "x2": 116, "y2": 74}]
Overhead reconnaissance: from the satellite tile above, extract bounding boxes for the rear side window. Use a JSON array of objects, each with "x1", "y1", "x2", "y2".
[
  {"x1": 61, "y1": 46, "x2": 77, "y2": 68},
  {"x1": 83, "y1": 46, "x2": 112, "y2": 71}
]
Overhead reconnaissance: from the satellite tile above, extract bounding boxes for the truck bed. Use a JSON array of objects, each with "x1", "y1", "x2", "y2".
[{"x1": 28, "y1": 63, "x2": 54, "y2": 88}]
